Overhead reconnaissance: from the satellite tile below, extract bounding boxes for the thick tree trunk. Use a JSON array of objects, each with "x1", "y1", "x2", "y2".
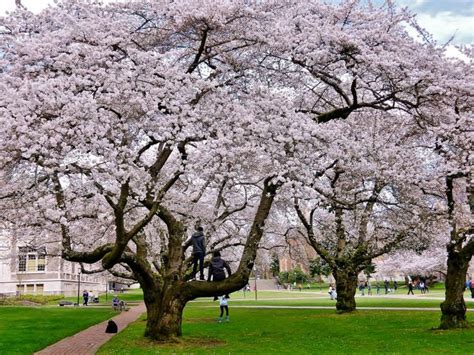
[
  {"x1": 439, "y1": 252, "x2": 470, "y2": 329},
  {"x1": 143, "y1": 287, "x2": 186, "y2": 341},
  {"x1": 334, "y1": 267, "x2": 358, "y2": 313}
]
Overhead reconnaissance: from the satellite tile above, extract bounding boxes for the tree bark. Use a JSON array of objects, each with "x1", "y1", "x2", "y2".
[
  {"x1": 334, "y1": 267, "x2": 358, "y2": 313},
  {"x1": 143, "y1": 286, "x2": 186, "y2": 341},
  {"x1": 439, "y1": 251, "x2": 470, "y2": 329}
]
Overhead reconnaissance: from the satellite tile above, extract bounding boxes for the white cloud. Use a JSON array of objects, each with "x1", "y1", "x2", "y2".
[
  {"x1": 0, "y1": 0, "x2": 56, "y2": 15},
  {"x1": 416, "y1": 11, "x2": 474, "y2": 44},
  {"x1": 444, "y1": 45, "x2": 470, "y2": 62}
]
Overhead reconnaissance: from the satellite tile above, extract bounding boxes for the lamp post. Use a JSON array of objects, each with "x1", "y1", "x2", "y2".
[
  {"x1": 77, "y1": 272, "x2": 81, "y2": 306},
  {"x1": 254, "y1": 268, "x2": 258, "y2": 301}
]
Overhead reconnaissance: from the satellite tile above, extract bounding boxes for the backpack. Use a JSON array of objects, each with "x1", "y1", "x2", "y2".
[{"x1": 105, "y1": 320, "x2": 118, "y2": 333}]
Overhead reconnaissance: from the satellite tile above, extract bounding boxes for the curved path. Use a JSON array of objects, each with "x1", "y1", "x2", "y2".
[{"x1": 35, "y1": 303, "x2": 146, "y2": 355}]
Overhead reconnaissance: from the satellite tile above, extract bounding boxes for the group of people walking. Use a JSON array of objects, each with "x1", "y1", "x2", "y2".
[
  {"x1": 407, "y1": 280, "x2": 429, "y2": 295},
  {"x1": 356, "y1": 280, "x2": 399, "y2": 296}
]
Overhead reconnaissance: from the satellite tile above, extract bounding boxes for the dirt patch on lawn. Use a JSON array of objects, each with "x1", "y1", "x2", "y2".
[
  {"x1": 185, "y1": 317, "x2": 219, "y2": 324},
  {"x1": 20, "y1": 300, "x2": 42, "y2": 306},
  {"x1": 135, "y1": 336, "x2": 225, "y2": 351}
]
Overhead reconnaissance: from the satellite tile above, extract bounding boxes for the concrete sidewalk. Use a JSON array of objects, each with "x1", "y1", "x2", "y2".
[
  {"x1": 35, "y1": 303, "x2": 146, "y2": 355},
  {"x1": 198, "y1": 304, "x2": 474, "y2": 311}
]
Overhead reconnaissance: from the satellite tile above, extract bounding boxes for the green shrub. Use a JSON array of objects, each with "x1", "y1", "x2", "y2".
[
  {"x1": 0, "y1": 294, "x2": 64, "y2": 306},
  {"x1": 278, "y1": 267, "x2": 309, "y2": 285},
  {"x1": 20, "y1": 294, "x2": 64, "y2": 304}
]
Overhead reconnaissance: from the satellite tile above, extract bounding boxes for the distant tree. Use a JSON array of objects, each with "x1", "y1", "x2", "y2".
[
  {"x1": 270, "y1": 254, "x2": 280, "y2": 277},
  {"x1": 309, "y1": 258, "x2": 331, "y2": 279}
]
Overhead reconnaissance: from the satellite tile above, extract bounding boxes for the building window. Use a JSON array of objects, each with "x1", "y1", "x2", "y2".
[
  {"x1": 37, "y1": 255, "x2": 46, "y2": 271},
  {"x1": 18, "y1": 247, "x2": 46, "y2": 272},
  {"x1": 18, "y1": 255, "x2": 26, "y2": 272},
  {"x1": 36, "y1": 284, "x2": 44, "y2": 294}
]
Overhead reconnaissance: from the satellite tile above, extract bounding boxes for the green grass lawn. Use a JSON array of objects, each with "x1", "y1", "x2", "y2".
[
  {"x1": 190, "y1": 290, "x2": 474, "y2": 309},
  {"x1": 3, "y1": 286, "x2": 473, "y2": 354},
  {"x1": 97, "y1": 306, "x2": 474, "y2": 354},
  {"x1": 0, "y1": 306, "x2": 116, "y2": 354}
]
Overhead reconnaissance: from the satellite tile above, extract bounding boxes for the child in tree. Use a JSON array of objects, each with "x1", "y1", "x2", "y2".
[
  {"x1": 208, "y1": 251, "x2": 232, "y2": 300},
  {"x1": 218, "y1": 295, "x2": 229, "y2": 323}
]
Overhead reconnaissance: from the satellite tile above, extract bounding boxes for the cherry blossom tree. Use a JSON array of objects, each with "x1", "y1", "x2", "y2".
[
  {"x1": 1, "y1": 0, "x2": 471, "y2": 339},
  {"x1": 377, "y1": 246, "x2": 447, "y2": 281},
  {"x1": 0, "y1": 0, "x2": 301, "y2": 340},
  {"x1": 434, "y1": 56, "x2": 474, "y2": 328},
  {"x1": 292, "y1": 113, "x2": 439, "y2": 312}
]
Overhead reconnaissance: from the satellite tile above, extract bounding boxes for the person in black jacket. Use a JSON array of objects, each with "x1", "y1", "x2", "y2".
[
  {"x1": 208, "y1": 251, "x2": 232, "y2": 300},
  {"x1": 184, "y1": 226, "x2": 206, "y2": 280}
]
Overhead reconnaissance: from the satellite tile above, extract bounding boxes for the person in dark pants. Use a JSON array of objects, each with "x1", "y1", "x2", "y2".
[
  {"x1": 208, "y1": 251, "x2": 232, "y2": 300},
  {"x1": 384, "y1": 280, "x2": 389, "y2": 294},
  {"x1": 82, "y1": 290, "x2": 89, "y2": 306},
  {"x1": 218, "y1": 295, "x2": 230, "y2": 323},
  {"x1": 184, "y1": 226, "x2": 206, "y2": 280},
  {"x1": 407, "y1": 281, "x2": 414, "y2": 295}
]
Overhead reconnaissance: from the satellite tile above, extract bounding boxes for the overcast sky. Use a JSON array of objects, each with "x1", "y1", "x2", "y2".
[{"x1": 0, "y1": 0, "x2": 472, "y2": 45}]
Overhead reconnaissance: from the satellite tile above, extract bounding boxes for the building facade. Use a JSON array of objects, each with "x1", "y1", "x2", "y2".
[{"x1": 0, "y1": 234, "x2": 107, "y2": 296}]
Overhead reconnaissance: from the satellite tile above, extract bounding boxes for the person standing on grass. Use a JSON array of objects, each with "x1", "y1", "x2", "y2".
[
  {"x1": 470, "y1": 278, "x2": 474, "y2": 299},
  {"x1": 208, "y1": 250, "x2": 232, "y2": 300},
  {"x1": 184, "y1": 226, "x2": 206, "y2": 280},
  {"x1": 329, "y1": 285, "x2": 337, "y2": 300},
  {"x1": 384, "y1": 280, "x2": 389, "y2": 294},
  {"x1": 376, "y1": 282, "x2": 381, "y2": 295},
  {"x1": 218, "y1": 295, "x2": 230, "y2": 323},
  {"x1": 393, "y1": 281, "x2": 398, "y2": 293},
  {"x1": 407, "y1": 281, "x2": 414, "y2": 295}
]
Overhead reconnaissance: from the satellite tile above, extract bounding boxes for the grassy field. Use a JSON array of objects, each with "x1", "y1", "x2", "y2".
[
  {"x1": 0, "y1": 306, "x2": 116, "y2": 354},
  {"x1": 2, "y1": 286, "x2": 474, "y2": 354},
  {"x1": 97, "y1": 306, "x2": 474, "y2": 354},
  {"x1": 97, "y1": 288, "x2": 474, "y2": 354}
]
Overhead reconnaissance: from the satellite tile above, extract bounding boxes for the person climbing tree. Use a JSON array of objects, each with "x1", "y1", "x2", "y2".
[
  {"x1": 208, "y1": 251, "x2": 232, "y2": 300},
  {"x1": 184, "y1": 226, "x2": 206, "y2": 280}
]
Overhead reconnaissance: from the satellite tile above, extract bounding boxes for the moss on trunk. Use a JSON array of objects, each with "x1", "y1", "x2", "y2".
[
  {"x1": 439, "y1": 252, "x2": 470, "y2": 329},
  {"x1": 334, "y1": 268, "x2": 358, "y2": 313}
]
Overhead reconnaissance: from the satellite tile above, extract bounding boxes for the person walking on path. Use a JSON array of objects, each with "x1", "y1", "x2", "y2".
[
  {"x1": 376, "y1": 282, "x2": 381, "y2": 295},
  {"x1": 82, "y1": 290, "x2": 89, "y2": 306},
  {"x1": 470, "y1": 278, "x2": 474, "y2": 299},
  {"x1": 407, "y1": 281, "x2": 415, "y2": 295},
  {"x1": 393, "y1": 281, "x2": 398, "y2": 293},
  {"x1": 184, "y1": 226, "x2": 206, "y2": 280},
  {"x1": 218, "y1": 295, "x2": 230, "y2": 323},
  {"x1": 208, "y1": 251, "x2": 232, "y2": 300},
  {"x1": 384, "y1": 280, "x2": 389, "y2": 294}
]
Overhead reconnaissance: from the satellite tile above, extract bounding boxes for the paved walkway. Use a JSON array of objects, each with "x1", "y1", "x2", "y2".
[
  {"x1": 198, "y1": 305, "x2": 474, "y2": 311},
  {"x1": 35, "y1": 303, "x2": 146, "y2": 355}
]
